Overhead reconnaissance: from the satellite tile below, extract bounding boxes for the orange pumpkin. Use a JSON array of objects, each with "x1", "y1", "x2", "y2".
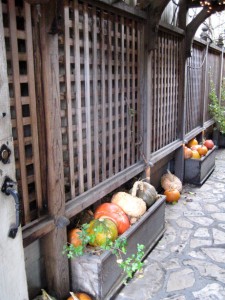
[
  {"x1": 68, "y1": 228, "x2": 82, "y2": 247},
  {"x1": 197, "y1": 145, "x2": 208, "y2": 157},
  {"x1": 87, "y1": 218, "x2": 118, "y2": 247},
  {"x1": 203, "y1": 139, "x2": 214, "y2": 149},
  {"x1": 67, "y1": 292, "x2": 92, "y2": 300},
  {"x1": 94, "y1": 202, "x2": 130, "y2": 235},
  {"x1": 191, "y1": 150, "x2": 201, "y2": 159},
  {"x1": 184, "y1": 146, "x2": 193, "y2": 159},
  {"x1": 187, "y1": 138, "x2": 198, "y2": 148},
  {"x1": 164, "y1": 188, "x2": 180, "y2": 203}
]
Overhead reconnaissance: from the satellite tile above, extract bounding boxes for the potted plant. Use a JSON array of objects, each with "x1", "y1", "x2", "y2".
[
  {"x1": 209, "y1": 78, "x2": 225, "y2": 147},
  {"x1": 63, "y1": 186, "x2": 166, "y2": 300}
]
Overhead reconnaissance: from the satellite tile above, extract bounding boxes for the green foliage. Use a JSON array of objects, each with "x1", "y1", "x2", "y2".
[
  {"x1": 63, "y1": 223, "x2": 145, "y2": 280},
  {"x1": 118, "y1": 244, "x2": 145, "y2": 280},
  {"x1": 209, "y1": 78, "x2": 225, "y2": 134}
]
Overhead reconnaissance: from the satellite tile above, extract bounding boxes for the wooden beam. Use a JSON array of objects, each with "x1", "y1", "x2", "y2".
[
  {"x1": 36, "y1": 1, "x2": 69, "y2": 298},
  {"x1": 144, "y1": 0, "x2": 171, "y2": 51}
]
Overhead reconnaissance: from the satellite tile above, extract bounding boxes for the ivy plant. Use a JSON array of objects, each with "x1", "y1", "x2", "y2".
[{"x1": 63, "y1": 223, "x2": 145, "y2": 281}]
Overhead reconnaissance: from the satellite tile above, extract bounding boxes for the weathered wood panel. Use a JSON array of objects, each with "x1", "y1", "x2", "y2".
[
  {"x1": 204, "y1": 49, "x2": 221, "y2": 122},
  {"x1": 59, "y1": 0, "x2": 142, "y2": 201},
  {"x1": 3, "y1": 0, "x2": 42, "y2": 225},
  {"x1": 150, "y1": 30, "x2": 181, "y2": 152},
  {"x1": 0, "y1": 1, "x2": 29, "y2": 298},
  {"x1": 185, "y1": 43, "x2": 205, "y2": 133}
]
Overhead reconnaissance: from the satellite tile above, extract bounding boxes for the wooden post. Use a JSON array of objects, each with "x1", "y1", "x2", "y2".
[
  {"x1": 38, "y1": 1, "x2": 69, "y2": 298},
  {"x1": 202, "y1": 43, "x2": 209, "y2": 131},
  {"x1": 174, "y1": 37, "x2": 187, "y2": 181},
  {"x1": 0, "y1": 3, "x2": 28, "y2": 298}
]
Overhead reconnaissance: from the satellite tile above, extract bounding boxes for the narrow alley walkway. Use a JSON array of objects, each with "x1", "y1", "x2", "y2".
[{"x1": 114, "y1": 149, "x2": 225, "y2": 300}]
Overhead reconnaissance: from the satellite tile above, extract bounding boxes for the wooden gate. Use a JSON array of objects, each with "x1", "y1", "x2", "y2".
[{"x1": 2, "y1": 0, "x2": 43, "y2": 225}]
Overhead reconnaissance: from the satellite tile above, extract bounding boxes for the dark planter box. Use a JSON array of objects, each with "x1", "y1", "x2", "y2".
[
  {"x1": 184, "y1": 146, "x2": 217, "y2": 185},
  {"x1": 213, "y1": 129, "x2": 225, "y2": 148},
  {"x1": 70, "y1": 195, "x2": 166, "y2": 300}
]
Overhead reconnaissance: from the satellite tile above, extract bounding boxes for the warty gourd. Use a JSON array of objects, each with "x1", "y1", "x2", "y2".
[{"x1": 111, "y1": 191, "x2": 147, "y2": 224}]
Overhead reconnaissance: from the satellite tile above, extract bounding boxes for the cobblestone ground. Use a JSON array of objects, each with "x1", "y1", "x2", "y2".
[{"x1": 114, "y1": 149, "x2": 225, "y2": 300}]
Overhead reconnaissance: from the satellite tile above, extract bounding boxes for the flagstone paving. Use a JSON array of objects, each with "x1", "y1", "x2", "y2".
[{"x1": 114, "y1": 149, "x2": 225, "y2": 300}]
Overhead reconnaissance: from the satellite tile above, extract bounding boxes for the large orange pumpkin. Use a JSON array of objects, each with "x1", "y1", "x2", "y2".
[
  {"x1": 68, "y1": 228, "x2": 82, "y2": 247},
  {"x1": 87, "y1": 218, "x2": 118, "y2": 247},
  {"x1": 67, "y1": 292, "x2": 92, "y2": 300},
  {"x1": 164, "y1": 188, "x2": 180, "y2": 203},
  {"x1": 94, "y1": 202, "x2": 130, "y2": 235}
]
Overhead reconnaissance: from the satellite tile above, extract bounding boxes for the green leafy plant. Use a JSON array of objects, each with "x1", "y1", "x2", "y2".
[
  {"x1": 209, "y1": 78, "x2": 225, "y2": 134},
  {"x1": 63, "y1": 223, "x2": 145, "y2": 280}
]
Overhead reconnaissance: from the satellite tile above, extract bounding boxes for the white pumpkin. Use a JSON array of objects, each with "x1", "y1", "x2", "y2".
[{"x1": 111, "y1": 191, "x2": 147, "y2": 223}]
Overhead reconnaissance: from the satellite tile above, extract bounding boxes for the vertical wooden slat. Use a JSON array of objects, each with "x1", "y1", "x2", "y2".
[
  {"x1": 92, "y1": 7, "x2": 99, "y2": 185},
  {"x1": 160, "y1": 34, "x2": 164, "y2": 149},
  {"x1": 121, "y1": 16, "x2": 125, "y2": 169},
  {"x1": 108, "y1": 13, "x2": 113, "y2": 176},
  {"x1": 24, "y1": 3, "x2": 43, "y2": 213},
  {"x1": 74, "y1": 0, "x2": 84, "y2": 193},
  {"x1": 153, "y1": 48, "x2": 157, "y2": 152},
  {"x1": 8, "y1": 1, "x2": 30, "y2": 223},
  {"x1": 100, "y1": 10, "x2": 106, "y2": 181},
  {"x1": 83, "y1": 3, "x2": 92, "y2": 188},
  {"x1": 126, "y1": 19, "x2": 131, "y2": 167},
  {"x1": 131, "y1": 20, "x2": 135, "y2": 164},
  {"x1": 114, "y1": 16, "x2": 119, "y2": 173},
  {"x1": 64, "y1": 4, "x2": 75, "y2": 198}
]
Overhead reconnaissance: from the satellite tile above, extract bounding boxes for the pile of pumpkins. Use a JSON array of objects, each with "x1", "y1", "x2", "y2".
[
  {"x1": 69, "y1": 180, "x2": 160, "y2": 249},
  {"x1": 34, "y1": 289, "x2": 92, "y2": 300},
  {"x1": 184, "y1": 138, "x2": 215, "y2": 160}
]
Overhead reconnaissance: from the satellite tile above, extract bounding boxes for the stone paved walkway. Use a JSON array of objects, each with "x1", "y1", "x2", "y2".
[{"x1": 114, "y1": 149, "x2": 225, "y2": 300}]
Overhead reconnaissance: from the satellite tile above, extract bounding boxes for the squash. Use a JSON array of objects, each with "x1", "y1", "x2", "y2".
[
  {"x1": 130, "y1": 181, "x2": 159, "y2": 208},
  {"x1": 94, "y1": 202, "x2": 130, "y2": 234},
  {"x1": 197, "y1": 145, "x2": 208, "y2": 156},
  {"x1": 203, "y1": 139, "x2": 214, "y2": 149},
  {"x1": 161, "y1": 170, "x2": 182, "y2": 192},
  {"x1": 68, "y1": 228, "x2": 82, "y2": 247},
  {"x1": 187, "y1": 138, "x2": 198, "y2": 148},
  {"x1": 67, "y1": 292, "x2": 92, "y2": 300},
  {"x1": 184, "y1": 146, "x2": 193, "y2": 159},
  {"x1": 111, "y1": 191, "x2": 146, "y2": 224},
  {"x1": 87, "y1": 218, "x2": 118, "y2": 247},
  {"x1": 164, "y1": 188, "x2": 180, "y2": 203},
  {"x1": 33, "y1": 289, "x2": 56, "y2": 300}
]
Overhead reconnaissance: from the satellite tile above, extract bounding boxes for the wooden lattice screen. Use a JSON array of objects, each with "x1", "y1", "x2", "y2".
[
  {"x1": 59, "y1": 0, "x2": 141, "y2": 200},
  {"x1": 204, "y1": 49, "x2": 221, "y2": 122},
  {"x1": 185, "y1": 43, "x2": 205, "y2": 133},
  {"x1": 151, "y1": 31, "x2": 180, "y2": 152},
  {"x1": 2, "y1": 0, "x2": 42, "y2": 225}
]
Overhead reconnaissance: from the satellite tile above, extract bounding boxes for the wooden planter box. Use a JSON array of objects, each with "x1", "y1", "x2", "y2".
[
  {"x1": 70, "y1": 195, "x2": 166, "y2": 300},
  {"x1": 184, "y1": 146, "x2": 217, "y2": 185},
  {"x1": 213, "y1": 129, "x2": 225, "y2": 148}
]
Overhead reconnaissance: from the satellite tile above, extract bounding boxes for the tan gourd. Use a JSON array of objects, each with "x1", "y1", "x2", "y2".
[
  {"x1": 111, "y1": 191, "x2": 147, "y2": 224},
  {"x1": 161, "y1": 170, "x2": 182, "y2": 192}
]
